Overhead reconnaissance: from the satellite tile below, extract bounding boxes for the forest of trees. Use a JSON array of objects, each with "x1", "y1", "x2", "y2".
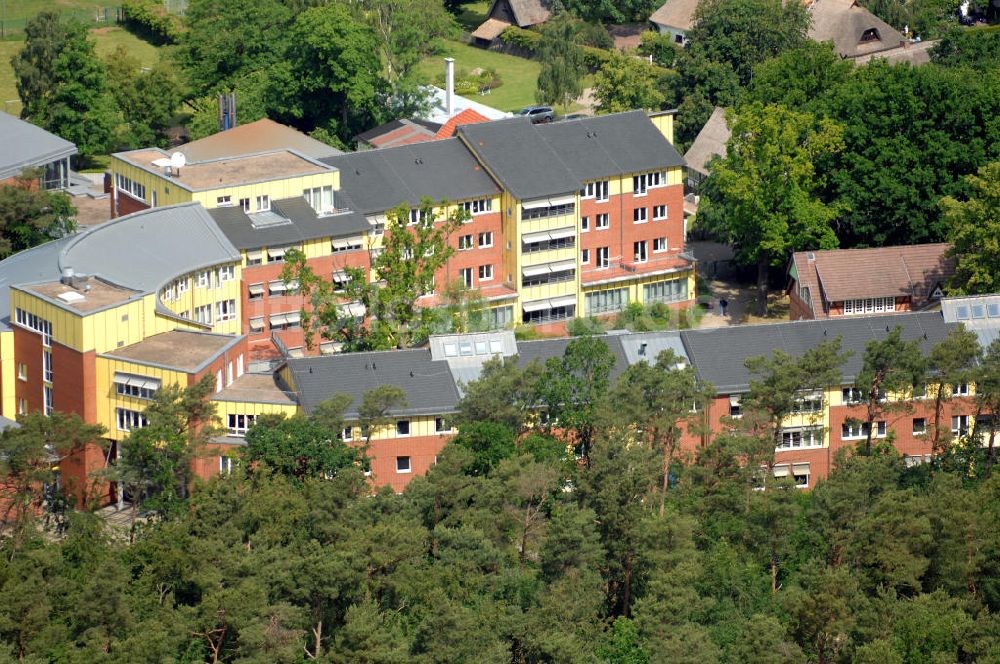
[{"x1": 2, "y1": 333, "x2": 1000, "y2": 662}]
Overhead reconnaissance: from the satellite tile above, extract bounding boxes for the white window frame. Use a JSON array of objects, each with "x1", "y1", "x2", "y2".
[
  {"x1": 581, "y1": 216, "x2": 589, "y2": 233},
  {"x1": 633, "y1": 207, "x2": 648, "y2": 224},
  {"x1": 227, "y1": 413, "x2": 256, "y2": 436},
  {"x1": 396, "y1": 420, "x2": 411, "y2": 437},
  {"x1": 478, "y1": 264, "x2": 494, "y2": 281},
  {"x1": 581, "y1": 248, "x2": 590, "y2": 264},
  {"x1": 653, "y1": 204, "x2": 667, "y2": 220},
  {"x1": 459, "y1": 268, "x2": 473, "y2": 288},
  {"x1": 653, "y1": 237, "x2": 668, "y2": 253},
  {"x1": 633, "y1": 174, "x2": 648, "y2": 197},
  {"x1": 595, "y1": 213, "x2": 609, "y2": 230},
  {"x1": 396, "y1": 456, "x2": 411, "y2": 473},
  {"x1": 478, "y1": 231, "x2": 493, "y2": 248},
  {"x1": 633, "y1": 240, "x2": 648, "y2": 263},
  {"x1": 596, "y1": 247, "x2": 610, "y2": 269},
  {"x1": 256, "y1": 195, "x2": 270, "y2": 212},
  {"x1": 216, "y1": 195, "x2": 232, "y2": 207}
]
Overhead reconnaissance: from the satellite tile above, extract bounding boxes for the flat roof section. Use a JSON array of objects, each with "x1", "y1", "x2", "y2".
[
  {"x1": 25, "y1": 278, "x2": 140, "y2": 313},
  {"x1": 212, "y1": 372, "x2": 298, "y2": 405},
  {"x1": 117, "y1": 149, "x2": 333, "y2": 191},
  {"x1": 104, "y1": 330, "x2": 241, "y2": 373}
]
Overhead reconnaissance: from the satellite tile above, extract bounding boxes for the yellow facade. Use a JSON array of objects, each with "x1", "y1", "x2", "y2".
[
  {"x1": 345, "y1": 414, "x2": 451, "y2": 441},
  {"x1": 212, "y1": 399, "x2": 300, "y2": 426},
  {"x1": 94, "y1": 356, "x2": 190, "y2": 442},
  {"x1": 109, "y1": 153, "x2": 340, "y2": 213},
  {"x1": 0, "y1": 330, "x2": 14, "y2": 420}
]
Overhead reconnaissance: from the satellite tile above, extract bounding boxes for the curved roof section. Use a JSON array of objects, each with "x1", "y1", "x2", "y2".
[
  {"x1": 0, "y1": 236, "x2": 73, "y2": 329},
  {"x1": 58, "y1": 203, "x2": 240, "y2": 296}
]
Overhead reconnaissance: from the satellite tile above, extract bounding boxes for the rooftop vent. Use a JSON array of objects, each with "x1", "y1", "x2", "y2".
[
  {"x1": 58, "y1": 291, "x2": 86, "y2": 304},
  {"x1": 249, "y1": 211, "x2": 293, "y2": 229}
]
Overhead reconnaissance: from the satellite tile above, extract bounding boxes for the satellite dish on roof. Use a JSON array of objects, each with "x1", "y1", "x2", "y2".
[{"x1": 170, "y1": 152, "x2": 187, "y2": 169}]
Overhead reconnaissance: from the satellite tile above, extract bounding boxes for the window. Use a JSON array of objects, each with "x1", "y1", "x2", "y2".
[
  {"x1": 585, "y1": 288, "x2": 629, "y2": 315},
  {"x1": 648, "y1": 171, "x2": 666, "y2": 188},
  {"x1": 17, "y1": 399, "x2": 27, "y2": 416},
  {"x1": 653, "y1": 237, "x2": 668, "y2": 253},
  {"x1": 581, "y1": 216, "x2": 589, "y2": 232},
  {"x1": 435, "y1": 417, "x2": 450, "y2": 433},
  {"x1": 633, "y1": 241, "x2": 648, "y2": 263},
  {"x1": 116, "y1": 407, "x2": 147, "y2": 432},
  {"x1": 463, "y1": 198, "x2": 492, "y2": 215},
  {"x1": 216, "y1": 195, "x2": 232, "y2": 207},
  {"x1": 303, "y1": 185, "x2": 335, "y2": 214},
  {"x1": 954, "y1": 383, "x2": 969, "y2": 396},
  {"x1": 194, "y1": 305, "x2": 213, "y2": 325},
  {"x1": 478, "y1": 232, "x2": 493, "y2": 248},
  {"x1": 226, "y1": 414, "x2": 256, "y2": 436},
  {"x1": 912, "y1": 383, "x2": 927, "y2": 399},
  {"x1": 396, "y1": 456, "x2": 411, "y2": 473},
  {"x1": 17, "y1": 363, "x2": 26, "y2": 381},
  {"x1": 792, "y1": 392, "x2": 823, "y2": 414},
  {"x1": 952, "y1": 415, "x2": 969, "y2": 437},
  {"x1": 842, "y1": 387, "x2": 864, "y2": 404},
  {"x1": 580, "y1": 181, "x2": 608, "y2": 200},
  {"x1": 246, "y1": 250, "x2": 263, "y2": 266},
  {"x1": 581, "y1": 248, "x2": 590, "y2": 264},
  {"x1": 633, "y1": 207, "x2": 648, "y2": 224},
  {"x1": 595, "y1": 213, "x2": 609, "y2": 230},
  {"x1": 844, "y1": 297, "x2": 896, "y2": 315},
  {"x1": 729, "y1": 395, "x2": 741, "y2": 417},
  {"x1": 396, "y1": 420, "x2": 411, "y2": 437},
  {"x1": 777, "y1": 427, "x2": 823, "y2": 450},
  {"x1": 41, "y1": 350, "x2": 52, "y2": 383},
  {"x1": 596, "y1": 247, "x2": 610, "y2": 269},
  {"x1": 197, "y1": 271, "x2": 211, "y2": 288},
  {"x1": 338, "y1": 426, "x2": 354, "y2": 442},
  {"x1": 487, "y1": 305, "x2": 514, "y2": 330},
  {"x1": 644, "y1": 278, "x2": 687, "y2": 304},
  {"x1": 220, "y1": 456, "x2": 236, "y2": 476},
  {"x1": 267, "y1": 246, "x2": 291, "y2": 264},
  {"x1": 912, "y1": 417, "x2": 926, "y2": 435},
  {"x1": 218, "y1": 265, "x2": 235, "y2": 283},
  {"x1": 458, "y1": 234, "x2": 474, "y2": 250},
  {"x1": 43, "y1": 385, "x2": 53, "y2": 416},
  {"x1": 460, "y1": 268, "x2": 473, "y2": 288},
  {"x1": 653, "y1": 205, "x2": 667, "y2": 220},
  {"x1": 523, "y1": 305, "x2": 575, "y2": 325},
  {"x1": 256, "y1": 195, "x2": 270, "y2": 212},
  {"x1": 114, "y1": 173, "x2": 146, "y2": 202},
  {"x1": 239, "y1": 198, "x2": 250, "y2": 212},
  {"x1": 522, "y1": 266, "x2": 575, "y2": 288},
  {"x1": 633, "y1": 174, "x2": 648, "y2": 196},
  {"x1": 216, "y1": 370, "x2": 223, "y2": 393},
  {"x1": 479, "y1": 264, "x2": 493, "y2": 281},
  {"x1": 523, "y1": 236, "x2": 575, "y2": 253},
  {"x1": 248, "y1": 283, "x2": 264, "y2": 300},
  {"x1": 860, "y1": 27, "x2": 880, "y2": 42},
  {"x1": 14, "y1": 309, "x2": 52, "y2": 347},
  {"x1": 842, "y1": 420, "x2": 886, "y2": 440},
  {"x1": 408, "y1": 208, "x2": 430, "y2": 225}
]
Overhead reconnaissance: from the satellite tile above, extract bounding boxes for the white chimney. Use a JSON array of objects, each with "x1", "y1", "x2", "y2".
[{"x1": 445, "y1": 57, "x2": 455, "y2": 117}]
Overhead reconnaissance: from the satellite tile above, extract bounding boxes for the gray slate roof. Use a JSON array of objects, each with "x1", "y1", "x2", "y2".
[
  {"x1": 0, "y1": 237, "x2": 72, "y2": 329},
  {"x1": 59, "y1": 203, "x2": 239, "y2": 295},
  {"x1": 0, "y1": 112, "x2": 77, "y2": 180},
  {"x1": 209, "y1": 197, "x2": 370, "y2": 250},
  {"x1": 322, "y1": 138, "x2": 500, "y2": 214},
  {"x1": 679, "y1": 311, "x2": 953, "y2": 393},
  {"x1": 457, "y1": 118, "x2": 580, "y2": 200},
  {"x1": 287, "y1": 349, "x2": 462, "y2": 418},
  {"x1": 536, "y1": 111, "x2": 686, "y2": 183}
]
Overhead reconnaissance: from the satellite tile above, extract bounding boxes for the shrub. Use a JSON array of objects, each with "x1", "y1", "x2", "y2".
[
  {"x1": 581, "y1": 45, "x2": 612, "y2": 69},
  {"x1": 500, "y1": 25, "x2": 543, "y2": 50},
  {"x1": 568, "y1": 316, "x2": 605, "y2": 336},
  {"x1": 576, "y1": 22, "x2": 614, "y2": 49},
  {"x1": 639, "y1": 30, "x2": 680, "y2": 68}
]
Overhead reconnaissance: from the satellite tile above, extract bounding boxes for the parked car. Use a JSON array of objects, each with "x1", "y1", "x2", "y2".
[{"x1": 516, "y1": 106, "x2": 555, "y2": 123}]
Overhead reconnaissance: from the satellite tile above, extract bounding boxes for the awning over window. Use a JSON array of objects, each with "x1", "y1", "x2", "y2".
[
  {"x1": 113, "y1": 373, "x2": 161, "y2": 391},
  {"x1": 729, "y1": 394, "x2": 741, "y2": 406},
  {"x1": 548, "y1": 194, "x2": 576, "y2": 207},
  {"x1": 332, "y1": 270, "x2": 350, "y2": 283},
  {"x1": 267, "y1": 246, "x2": 292, "y2": 260},
  {"x1": 285, "y1": 311, "x2": 301, "y2": 325},
  {"x1": 332, "y1": 235, "x2": 364, "y2": 249},
  {"x1": 522, "y1": 295, "x2": 577, "y2": 313},
  {"x1": 246, "y1": 250, "x2": 263, "y2": 262},
  {"x1": 521, "y1": 259, "x2": 576, "y2": 278},
  {"x1": 268, "y1": 280, "x2": 287, "y2": 293},
  {"x1": 249, "y1": 317, "x2": 265, "y2": 331},
  {"x1": 339, "y1": 302, "x2": 366, "y2": 317},
  {"x1": 269, "y1": 313, "x2": 288, "y2": 326},
  {"x1": 248, "y1": 283, "x2": 265, "y2": 296},
  {"x1": 522, "y1": 226, "x2": 576, "y2": 244}
]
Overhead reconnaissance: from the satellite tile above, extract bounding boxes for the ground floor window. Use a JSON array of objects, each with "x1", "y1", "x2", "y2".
[
  {"x1": 644, "y1": 277, "x2": 688, "y2": 304},
  {"x1": 116, "y1": 407, "x2": 147, "y2": 432},
  {"x1": 523, "y1": 305, "x2": 575, "y2": 325},
  {"x1": 585, "y1": 288, "x2": 629, "y2": 316},
  {"x1": 487, "y1": 305, "x2": 514, "y2": 330}
]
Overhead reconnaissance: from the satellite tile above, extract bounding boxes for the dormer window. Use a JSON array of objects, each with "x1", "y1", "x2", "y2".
[
  {"x1": 303, "y1": 185, "x2": 334, "y2": 215},
  {"x1": 860, "y1": 28, "x2": 880, "y2": 42}
]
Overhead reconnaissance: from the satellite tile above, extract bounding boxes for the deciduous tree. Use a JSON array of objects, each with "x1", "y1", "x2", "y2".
[
  {"x1": 0, "y1": 172, "x2": 76, "y2": 258},
  {"x1": 700, "y1": 103, "x2": 845, "y2": 314},
  {"x1": 535, "y1": 13, "x2": 585, "y2": 112},
  {"x1": 944, "y1": 162, "x2": 1000, "y2": 296},
  {"x1": 593, "y1": 51, "x2": 666, "y2": 114}
]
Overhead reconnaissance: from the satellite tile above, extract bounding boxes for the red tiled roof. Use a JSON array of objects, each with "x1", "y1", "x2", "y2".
[
  {"x1": 367, "y1": 122, "x2": 436, "y2": 149},
  {"x1": 581, "y1": 254, "x2": 694, "y2": 286},
  {"x1": 790, "y1": 243, "x2": 955, "y2": 317},
  {"x1": 435, "y1": 109, "x2": 490, "y2": 139}
]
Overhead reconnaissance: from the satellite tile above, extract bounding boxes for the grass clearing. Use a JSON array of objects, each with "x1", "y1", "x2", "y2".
[
  {"x1": 417, "y1": 39, "x2": 589, "y2": 113},
  {"x1": 453, "y1": 0, "x2": 491, "y2": 31},
  {"x1": 0, "y1": 27, "x2": 164, "y2": 116}
]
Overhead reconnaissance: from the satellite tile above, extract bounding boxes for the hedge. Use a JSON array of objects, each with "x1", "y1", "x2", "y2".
[{"x1": 121, "y1": 0, "x2": 182, "y2": 45}]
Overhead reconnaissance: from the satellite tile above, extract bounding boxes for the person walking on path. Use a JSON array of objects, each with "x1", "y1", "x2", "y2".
[{"x1": 719, "y1": 298, "x2": 729, "y2": 317}]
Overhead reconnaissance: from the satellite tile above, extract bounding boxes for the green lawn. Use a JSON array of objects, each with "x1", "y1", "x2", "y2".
[
  {"x1": 417, "y1": 39, "x2": 589, "y2": 113},
  {"x1": 453, "y1": 0, "x2": 491, "y2": 31},
  {"x1": 0, "y1": 27, "x2": 163, "y2": 116}
]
